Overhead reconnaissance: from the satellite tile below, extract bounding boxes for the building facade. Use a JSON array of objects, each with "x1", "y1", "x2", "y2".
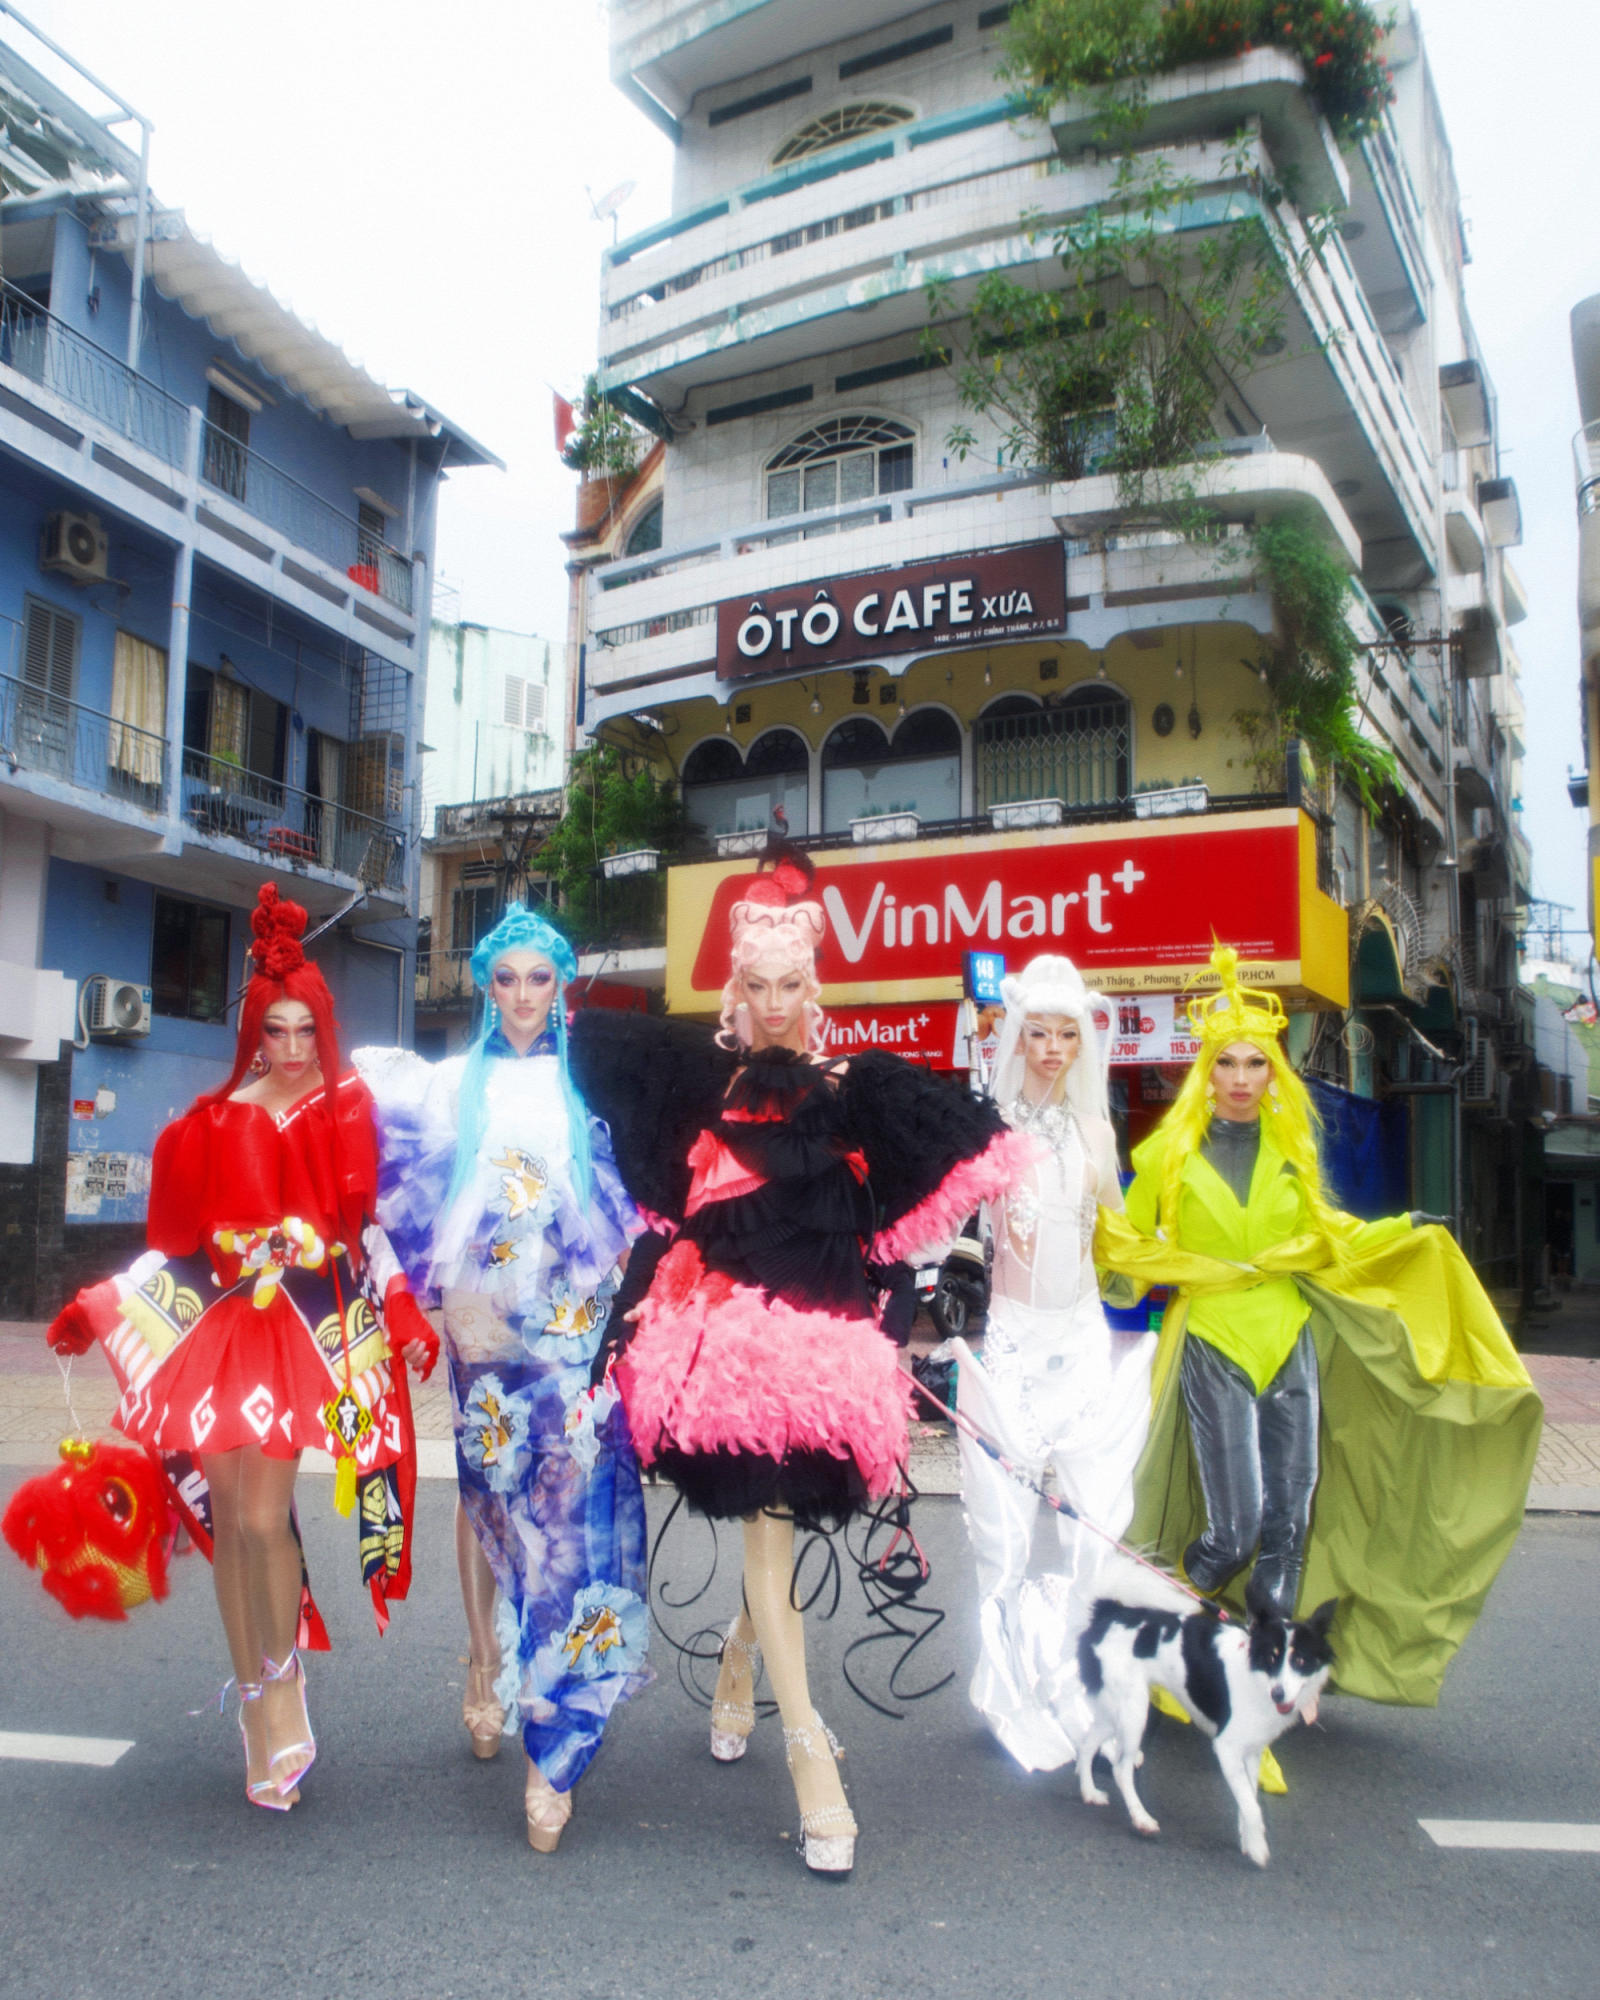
[
  {"x1": 573, "y1": 0, "x2": 1532, "y2": 1281},
  {"x1": 0, "y1": 27, "x2": 497, "y2": 1313}
]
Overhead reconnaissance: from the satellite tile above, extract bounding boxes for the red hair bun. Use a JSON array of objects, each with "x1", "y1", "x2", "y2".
[{"x1": 250, "y1": 883, "x2": 307, "y2": 981}]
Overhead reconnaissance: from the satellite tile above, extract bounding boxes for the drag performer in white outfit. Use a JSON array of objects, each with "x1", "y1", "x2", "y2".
[{"x1": 954, "y1": 955, "x2": 1155, "y2": 1770}]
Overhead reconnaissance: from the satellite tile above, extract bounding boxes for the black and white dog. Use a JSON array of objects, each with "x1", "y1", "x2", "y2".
[{"x1": 1074, "y1": 1567, "x2": 1336, "y2": 1868}]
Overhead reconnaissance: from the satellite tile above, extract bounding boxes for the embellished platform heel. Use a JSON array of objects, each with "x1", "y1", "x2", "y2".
[
  {"x1": 263, "y1": 1648, "x2": 315, "y2": 1794},
  {"x1": 463, "y1": 1659, "x2": 506, "y2": 1761},
  {"x1": 525, "y1": 1758, "x2": 573, "y2": 1854},
  {"x1": 783, "y1": 1710, "x2": 857, "y2": 1877},
  {"x1": 710, "y1": 1617, "x2": 762, "y2": 1763},
  {"x1": 239, "y1": 1681, "x2": 291, "y2": 1812}
]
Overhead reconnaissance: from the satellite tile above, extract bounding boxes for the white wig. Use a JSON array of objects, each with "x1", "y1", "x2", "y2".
[{"x1": 989, "y1": 952, "x2": 1110, "y2": 1122}]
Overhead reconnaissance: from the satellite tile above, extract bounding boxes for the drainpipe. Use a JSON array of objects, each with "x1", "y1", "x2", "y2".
[{"x1": 126, "y1": 116, "x2": 151, "y2": 373}]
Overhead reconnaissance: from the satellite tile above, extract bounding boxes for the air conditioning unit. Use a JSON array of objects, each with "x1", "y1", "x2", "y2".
[
  {"x1": 42, "y1": 511, "x2": 109, "y2": 583},
  {"x1": 82, "y1": 975, "x2": 152, "y2": 1039},
  {"x1": 1461, "y1": 1018, "x2": 1497, "y2": 1106}
]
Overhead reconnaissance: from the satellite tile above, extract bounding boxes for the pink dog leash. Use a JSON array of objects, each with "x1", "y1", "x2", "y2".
[{"x1": 906, "y1": 1372, "x2": 1233, "y2": 1623}]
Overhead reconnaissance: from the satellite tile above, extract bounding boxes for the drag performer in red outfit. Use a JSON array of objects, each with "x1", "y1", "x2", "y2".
[
  {"x1": 48, "y1": 885, "x2": 438, "y2": 1811},
  {"x1": 570, "y1": 848, "x2": 1035, "y2": 1875}
]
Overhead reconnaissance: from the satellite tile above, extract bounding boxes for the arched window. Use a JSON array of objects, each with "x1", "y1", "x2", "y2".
[
  {"x1": 682, "y1": 728, "x2": 810, "y2": 839},
  {"x1": 821, "y1": 708, "x2": 960, "y2": 833},
  {"x1": 625, "y1": 498, "x2": 663, "y2": 557},
  {"x1": 772, "y1": 102, "x2": 915, "y2": 168},
  {"x1": 766, "y1": 416, "x2": 913, "y2": 538},
  {"x1": 975, "y1": 685, "x2": 1131, "y2": 812}
]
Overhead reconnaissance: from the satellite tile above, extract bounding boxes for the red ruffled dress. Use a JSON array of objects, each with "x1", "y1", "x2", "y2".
[{"x1": 112, "y1": 1074, "x2": 409, "y2": 1472}]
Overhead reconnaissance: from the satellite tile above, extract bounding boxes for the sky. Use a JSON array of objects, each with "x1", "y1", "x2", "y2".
[{"x1": 7, "y1": 0, "x2": 1594, "y2": 955}]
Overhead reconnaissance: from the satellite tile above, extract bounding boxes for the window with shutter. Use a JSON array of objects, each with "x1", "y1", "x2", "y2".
[
  {"x1": 23, "y1": 597, "x2": 78, "y2": 700},
  {"x1": 19, "y1": 599, "x2": 77, "y2": 777},
  {"x1": 502, "y1": 677, "x2": 547, "y2": 732}
]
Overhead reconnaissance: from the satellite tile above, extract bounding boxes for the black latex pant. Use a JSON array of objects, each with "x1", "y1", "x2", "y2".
[{"x1": 1179, "y1": 1326, "x2": 1319, "y2": 1619}]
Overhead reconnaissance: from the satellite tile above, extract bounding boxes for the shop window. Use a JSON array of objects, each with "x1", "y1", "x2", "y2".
[
  {"x1": 683, "y1": 729, "x2": 809, "y2": 838},
  {"x1": 821, "y1": 708, "x2": 960, "y2": 833},
  {"x1": 975, "y1": 686, "x2": 1130, "y2": 811},
  {"x1": 766, "y1": 417, "x2": 914, "y2": 539},
  {"x1": 151, "y1": 893, "x2": 231, "y2": 1023},
  {"x1": 772, "y1": 101, "x2": 915, "y2": 167},
  {"x1": 626, "y1": 498, "x2": 664, "y2": 556}
]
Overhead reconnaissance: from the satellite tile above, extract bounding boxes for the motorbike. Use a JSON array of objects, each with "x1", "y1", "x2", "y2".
[{"x1": 913, "y1": 1218, "x2": 988, "y2": 1343}]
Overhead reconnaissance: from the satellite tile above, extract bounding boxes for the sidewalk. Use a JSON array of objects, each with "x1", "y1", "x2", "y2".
[{"x1": 1, "y1": 1323, "x2": 1593, "y2": 1510}]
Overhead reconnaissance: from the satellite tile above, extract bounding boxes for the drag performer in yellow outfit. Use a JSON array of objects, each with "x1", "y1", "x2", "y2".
[{"x1": 1096, "y1": 947, "x2": 1541, "y2": 1734}]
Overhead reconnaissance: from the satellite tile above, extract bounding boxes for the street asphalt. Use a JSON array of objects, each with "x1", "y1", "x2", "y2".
[{"x1": 0, "y1": 1472, "x2": 1595, "y2": 2000}]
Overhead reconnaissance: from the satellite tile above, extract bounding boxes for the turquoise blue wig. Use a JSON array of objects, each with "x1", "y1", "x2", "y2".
[{"x1": 447, "y1": 903, "x2": 592, "y2": 1211}]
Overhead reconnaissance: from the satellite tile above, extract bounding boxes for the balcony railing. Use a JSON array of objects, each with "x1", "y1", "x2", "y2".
[
  {"x1": 200, "y1": 423, "x2": 414, "y2": 613},
  {"x1": 0, "y1": 280, "x2": 189, "y2": 468},
  {"x1": 0, "y1": 670, "x2": 169, "y2": 807},
  {"x1": 181, "y1": 749, "x2": 405, "y2": 897},
  {"x1": 415, "y1": 947, "x2": 477, "y2": 1009}
]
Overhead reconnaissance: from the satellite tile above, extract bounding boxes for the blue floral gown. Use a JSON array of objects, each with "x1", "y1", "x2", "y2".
[{"x1": 356, "y1": 1031, "x2": 650, "y2": 1789}]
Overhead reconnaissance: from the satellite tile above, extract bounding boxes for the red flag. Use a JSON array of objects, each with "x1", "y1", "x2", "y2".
[{"x1": 554, "y1": 392, "x2": 578, "y2": 456}]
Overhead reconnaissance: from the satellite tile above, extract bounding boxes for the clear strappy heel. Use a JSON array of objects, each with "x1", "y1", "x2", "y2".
[
  {"x1": 262, "y1": 1648, "x2": 315, "y2": 1793},
  {"x1": 710, "y1": 1617, "x2": 762, "y2": 1763},
  {"x1": 783, "y1": 1710, "x2": 856, "y2": 1876},
  {"x1": 239, "y1": 1681, "x2": 291, "y2": 1812}
]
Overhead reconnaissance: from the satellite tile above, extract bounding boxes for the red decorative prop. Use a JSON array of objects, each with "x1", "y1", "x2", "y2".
[{"x1": 2, "y1": 1439, "x2": 177, "y2": 1621}]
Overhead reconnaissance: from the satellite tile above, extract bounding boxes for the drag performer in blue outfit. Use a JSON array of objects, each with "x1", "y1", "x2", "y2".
[{"x1": 355, "y1": 906, "x2": 648, "y2": 1851}]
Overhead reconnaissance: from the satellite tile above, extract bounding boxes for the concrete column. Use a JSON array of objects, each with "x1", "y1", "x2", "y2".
[
  {"x1": 165, "y1": 407, "x2": 204, "y2": 827},
  {"x1": 0, "y1": 811, "x2": 52, "y2": 1168}
]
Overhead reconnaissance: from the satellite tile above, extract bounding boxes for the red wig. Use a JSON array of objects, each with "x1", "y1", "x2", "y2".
[{"x1": 192, "y1": 884, "x2": 344, "y2": 1112}]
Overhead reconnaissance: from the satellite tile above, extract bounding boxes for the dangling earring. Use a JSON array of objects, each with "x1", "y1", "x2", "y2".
[
  {"x1": 1204, "y1": 1081, "x2": 1215, "y2": 1100},
  {"x1": 249, "y1": 1051, "x2": 270, "y2": 1078},
  {"x1": 1267, "y1": 1083, "x2": 1281, "y2": 1113}
]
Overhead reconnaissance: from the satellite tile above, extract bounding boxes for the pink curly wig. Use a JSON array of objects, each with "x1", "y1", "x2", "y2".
[{"x1": 715, "y1": 847, "x2": 828, "y2": 1051}]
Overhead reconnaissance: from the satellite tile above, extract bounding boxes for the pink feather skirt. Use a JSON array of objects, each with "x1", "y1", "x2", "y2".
[{"x1": 615, "y1": 1241, "x2": 913, "y2": 1504}]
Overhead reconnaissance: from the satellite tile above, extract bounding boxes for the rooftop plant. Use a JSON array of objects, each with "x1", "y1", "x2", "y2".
[
  {"x1": 536, "y1": 745, "x2": 685, "y2": 946},
  {"x1": 1001, "y1": 0, "x2": 1396, "y2": 144},
  {"x1": 561, "y1": 377, "x2": 645, "y2": 479}
]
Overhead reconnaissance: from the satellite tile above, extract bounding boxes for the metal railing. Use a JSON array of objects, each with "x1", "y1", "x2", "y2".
[
  {"x1": 0, "y1": 670, "x2": 169, "y2": 806},
  {"x1": 0, "y1": 280, "x2": 190, "y2": 468},
  {"x1": 975, "y1": 703, "x2": 1131, "y2": 811},
  {"x1": 200, "y1": 423, "x2": 414, "y2": 613},
  {"x1": 415, "y1": 947, "x2": 477, "y2": 1009},
  {"x1": 181, "y1": 749, "x2": 405, "y2": 896}
]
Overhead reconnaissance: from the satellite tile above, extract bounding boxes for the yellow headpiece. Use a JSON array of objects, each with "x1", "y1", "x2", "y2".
[{"x1": 1183, "y1": 945, "x2": 1287, "y2": 1052}]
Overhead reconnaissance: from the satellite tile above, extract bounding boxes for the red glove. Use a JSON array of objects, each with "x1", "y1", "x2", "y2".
[
  {"x1": 384, "y1": 1279, "x2": 439, "y2": 1381},
  {"x1": 47, "y1": 1298, "x2": 96, "y2": 1358}
]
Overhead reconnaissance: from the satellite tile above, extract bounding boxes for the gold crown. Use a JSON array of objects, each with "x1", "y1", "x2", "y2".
[{"x1": 1183, "y1": 945, "x2": 1287, "y2": 1049}]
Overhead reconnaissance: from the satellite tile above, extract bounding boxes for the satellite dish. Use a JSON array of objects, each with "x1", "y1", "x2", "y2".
[{"x1": 590, "y1": 181, "x2": 636, "y2": 223}]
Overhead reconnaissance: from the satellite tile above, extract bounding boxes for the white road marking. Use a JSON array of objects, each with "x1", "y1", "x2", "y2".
[
  {"x1": 0, "y1": 1730, "x2": 133, "y2": 1767},
  {"x1": 1421, "y1": 1820, "x2": 1600, "y2": 1852}
]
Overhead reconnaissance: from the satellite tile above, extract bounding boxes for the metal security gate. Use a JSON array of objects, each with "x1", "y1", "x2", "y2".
[{"x1": 975, "y1": 693, "x2": 1131, "y2": 811}]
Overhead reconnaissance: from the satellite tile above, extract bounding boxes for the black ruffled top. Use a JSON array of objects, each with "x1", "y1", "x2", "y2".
[{"x1": 686, "y1": 1047, "x2": 875, "y2": 1318}]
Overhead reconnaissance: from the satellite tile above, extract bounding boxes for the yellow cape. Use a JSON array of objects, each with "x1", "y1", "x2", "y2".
[{"x1": 1095, "y1": 1201, "x2": 1542, "y2": 1706}]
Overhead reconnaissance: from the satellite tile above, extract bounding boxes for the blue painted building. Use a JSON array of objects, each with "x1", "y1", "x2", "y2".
[{"x1": 0, "y1": 27, "x2": 499, "y2": 1314}]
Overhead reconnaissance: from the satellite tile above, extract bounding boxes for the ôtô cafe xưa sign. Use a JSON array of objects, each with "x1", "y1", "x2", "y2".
[
  {"x1": 715, "y1": 541, "x2": 1066, "y2": 681},
  {"x1": 666, "y1": 809, "x2": 1348, "y2": 1013}
]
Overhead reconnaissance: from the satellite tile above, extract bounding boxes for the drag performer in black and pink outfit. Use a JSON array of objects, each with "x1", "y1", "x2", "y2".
[{"x1": 570, "y1": 847, "x2": 1034, "y2": 1875}]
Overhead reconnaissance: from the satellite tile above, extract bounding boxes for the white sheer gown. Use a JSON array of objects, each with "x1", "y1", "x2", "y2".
[{"x1": 954, "y1": 1098, "x2": 1156, "y2": 1770}]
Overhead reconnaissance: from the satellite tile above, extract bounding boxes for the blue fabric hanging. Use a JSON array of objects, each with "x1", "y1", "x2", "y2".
[{"x1": 1305, "y1": 1077, "x2": 1410, "y2": 1221}]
